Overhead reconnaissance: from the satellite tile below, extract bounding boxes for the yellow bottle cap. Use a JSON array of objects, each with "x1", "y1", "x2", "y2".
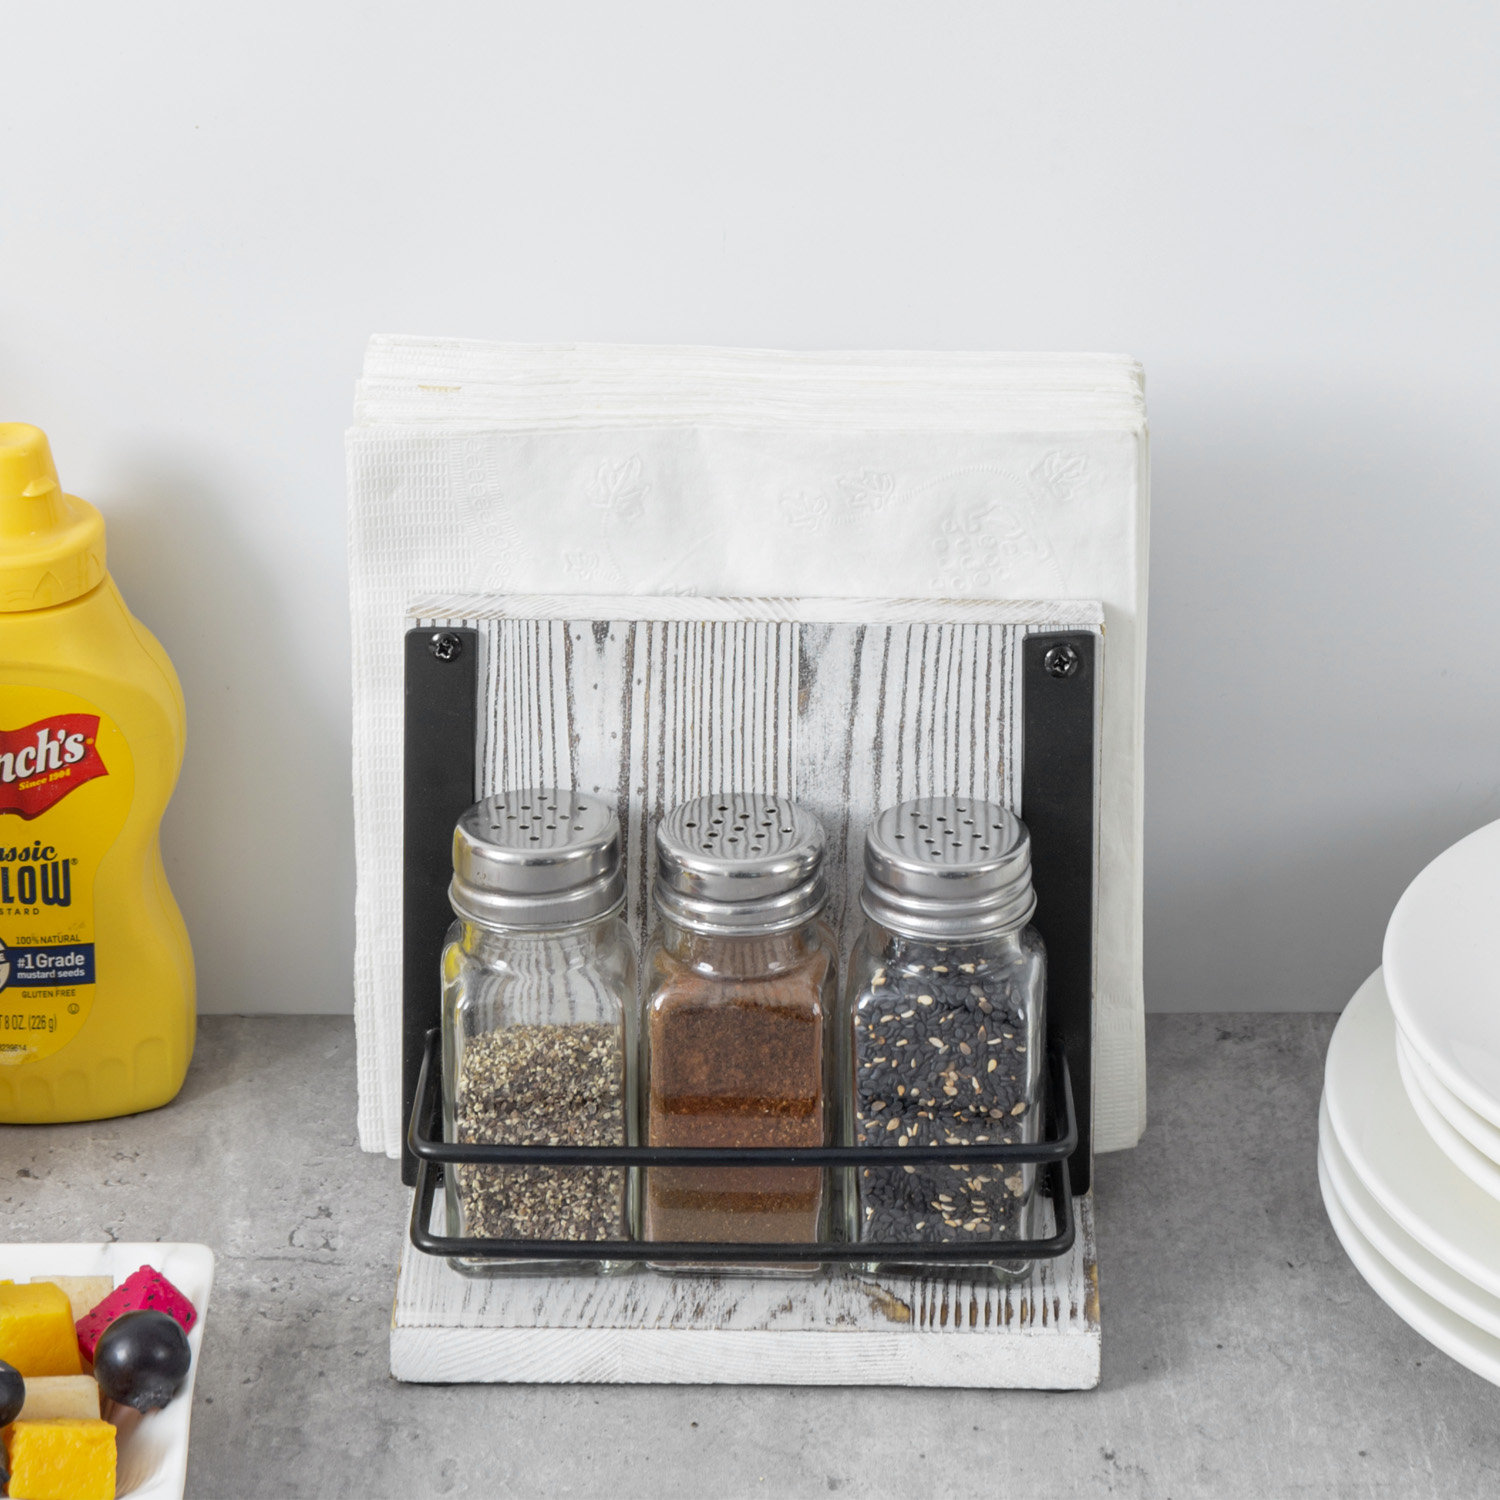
[{"x1": 0, "y1": 424, "x2": 107, "y2": 611}]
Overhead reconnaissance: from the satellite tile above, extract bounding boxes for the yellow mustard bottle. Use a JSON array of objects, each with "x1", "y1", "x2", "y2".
[{"x1": 0, "y1": 424, "x2": 193, "y2": 1122}]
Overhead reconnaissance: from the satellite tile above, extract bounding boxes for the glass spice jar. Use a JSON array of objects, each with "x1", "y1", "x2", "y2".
[
  {"x1": 641, "y1": 794, "x2": 839, "y2": 1264},
  {"x1": 844, "y1": 796, "x2": 1047, "y2": 1268},
  {"x1": 441, "y1": 788, "x2": 637, "y2": 1275}
]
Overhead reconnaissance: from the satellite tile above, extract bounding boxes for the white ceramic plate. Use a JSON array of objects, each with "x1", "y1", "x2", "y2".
[
  {"x1": 1397, "y1": 1027, "x2": 1500, "y2": 1165},
  {"x1": 1395, "y1": 1034, "x2": 1500, "y2": 1202},
  {"x1": 1322, "y1": 969, "x2": 1500, "y2": 1300},
  {"x1": 1318, "y1": 1147, "x2": 1500, "y2": 1386},
  {"x1": 1320, "y1": 1102, "x2": 1500, "y2": 1339},
  {"x1": 1383, "y1": 817, "x2": 1500, "y2": 1129},
  {"x1": 1, "y1": 1242, "x2": 213, "y2": 1499}
]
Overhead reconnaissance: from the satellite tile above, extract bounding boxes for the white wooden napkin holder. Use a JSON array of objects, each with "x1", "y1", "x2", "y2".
[{"x1": 388, "y1": 594, "x2": 1103, "y2": 1388}]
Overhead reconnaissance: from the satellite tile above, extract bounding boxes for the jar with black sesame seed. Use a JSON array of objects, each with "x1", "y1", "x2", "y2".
[
  {"x1": 442, "y1": 789, "x2": 637, "y2": 1275},
  {"x1": 844, "y1": 796, "x2": 1046, "y2": 1271}
]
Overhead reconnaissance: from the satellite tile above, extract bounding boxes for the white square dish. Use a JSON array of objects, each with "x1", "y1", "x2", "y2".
[{"x1": 2, "y1": 1241, "x2": 214, "y2": 1500}]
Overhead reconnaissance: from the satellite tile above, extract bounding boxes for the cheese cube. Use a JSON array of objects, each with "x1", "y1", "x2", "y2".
[
  {"x1": 28, "y1": 1277, "x2": 114, "y2": 1325},
  {"x1": 3, "y1": 1418, "x2": 116, "y2": 1500},
  {"x1": 0, "y1": 1284, "x2": 82, "y2": 1377},
  {"x1": 17, "y1": 1375, "x2": 101, "y2": 1421}
]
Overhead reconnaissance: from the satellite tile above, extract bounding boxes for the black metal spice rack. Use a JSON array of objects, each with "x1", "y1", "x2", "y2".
[
  {"x1": 407, "y1": 1026, "x2": 1077, "y2": 1266},
  {"x1": 400, "y1": 614, "x2": 1098, "y2": 1272}
]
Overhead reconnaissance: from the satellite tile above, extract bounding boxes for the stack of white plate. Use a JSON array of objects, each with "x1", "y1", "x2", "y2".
[{"x1": 1318, "y1": 819, "x2": 1500, "y2": 1383}]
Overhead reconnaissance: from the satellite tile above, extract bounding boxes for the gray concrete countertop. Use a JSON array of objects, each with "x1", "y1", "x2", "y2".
[{"x1": 7, "y1": 1014, "x2": 1498, "y2": 1498}]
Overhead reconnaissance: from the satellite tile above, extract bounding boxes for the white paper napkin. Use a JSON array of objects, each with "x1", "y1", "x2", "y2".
[{"x1": 347, "y1": 340, "x2": 1149, "y2": 1160}]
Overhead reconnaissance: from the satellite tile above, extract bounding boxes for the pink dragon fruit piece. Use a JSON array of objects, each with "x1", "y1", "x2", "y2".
[{"x1": 76, "y1": 1266, "x2": 197, "y2": 1363}]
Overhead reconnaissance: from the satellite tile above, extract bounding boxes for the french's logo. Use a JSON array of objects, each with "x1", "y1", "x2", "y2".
[{"x1": 0, "y1": 715, "x2": 107, "y2": 819}]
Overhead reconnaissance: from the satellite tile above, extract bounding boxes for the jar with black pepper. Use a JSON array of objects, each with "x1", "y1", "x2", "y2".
[
  {"x1": 442, "y1": 789, "x2": 637, "y2": 1274},
  {"x1": 642, "y1": 794, "x2": 839, "y2": 1265},
  {"x1": 844, "y1": 796, "x2": 1046, "y2": 1268}
]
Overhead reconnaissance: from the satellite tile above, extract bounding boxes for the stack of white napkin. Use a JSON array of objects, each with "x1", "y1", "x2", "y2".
[{"x1": 347, "y1": 338, "x2": 1149, "y2": 1160}]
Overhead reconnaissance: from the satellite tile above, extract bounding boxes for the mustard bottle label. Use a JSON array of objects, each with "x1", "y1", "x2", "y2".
[{"x1": 0, "y1": 687, "x2": 133, "y2": 1064}]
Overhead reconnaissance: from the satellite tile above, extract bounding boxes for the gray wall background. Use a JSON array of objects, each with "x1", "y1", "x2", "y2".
[{"x1": 3, "y1": 2, "x2": 1496, "y2": 1015}]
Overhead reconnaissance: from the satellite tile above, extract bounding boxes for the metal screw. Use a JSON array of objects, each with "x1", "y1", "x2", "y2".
[
  {"x1": 429, "y1": 632, "x2": 464, "y2": 662},
  {"x1": 1043, "y1": 643, "x2": 1080, "y2": 680}
]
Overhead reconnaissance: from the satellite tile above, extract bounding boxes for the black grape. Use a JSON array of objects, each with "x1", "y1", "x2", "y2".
[
  {"x1": 0, "y1": 1358, "x2": 22, "y2": 1426},
  {"x1": 92, "y1": 1311, "x2": 191, "y2": 1413}
]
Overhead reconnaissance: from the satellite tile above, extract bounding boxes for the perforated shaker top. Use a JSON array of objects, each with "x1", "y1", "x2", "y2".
[
  {"x1": 654, "y1": 793, "x2": 827, "y2": 934},
  {"x1": 861, "y1": 795, "x2": 1035, "y2": 940},
  {"x1": 450, "y1": 788, "x2": 624, "y2": 929}
]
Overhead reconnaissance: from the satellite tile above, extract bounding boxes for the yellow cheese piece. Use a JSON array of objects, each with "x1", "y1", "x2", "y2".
[
  {"x1": 29, "y1": 1276, "x2": 115, "y2": 1324},
  {"x1": 0, "y1": 1283, "x2": 83, "y2": 1377},
  {"x1": 3, "y1": 1418, "x2": 117, "y2": 1500},
  {"x1": 17, "y1": 1375, "x2": 101, "y2": 1421}
]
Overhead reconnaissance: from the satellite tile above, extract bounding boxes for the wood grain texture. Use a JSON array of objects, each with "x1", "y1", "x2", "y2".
[
  {"x1": 412, "y1": 596, "x2": 1100, "y2": 971},
  {"x1": 391, "y1": 1196, "x2": 1099, "y2": 1388},
  {"x1": 796, "y1": 619, "x2": 1018, "y2": 965}
]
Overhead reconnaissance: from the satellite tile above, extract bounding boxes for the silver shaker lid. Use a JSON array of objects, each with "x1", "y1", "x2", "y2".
[
  {"x1": 450, "y1": 788, "x2": 624, "y2": 929},
  {"x1": 860, "y1": 796, "x2": 1036, "y2": 940},
  {"x1": 654, "y1": 793, "x2": 827, "y2": 935}
]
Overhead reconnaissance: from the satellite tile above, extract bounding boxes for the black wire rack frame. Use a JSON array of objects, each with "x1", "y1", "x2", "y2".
[{"x1": 406, "y1": 1027, "x2": 1078, "y2": 1267}]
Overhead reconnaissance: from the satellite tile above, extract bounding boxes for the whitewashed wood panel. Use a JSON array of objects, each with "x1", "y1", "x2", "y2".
[
  {"x1": 462, "y1": 614, "x2": 798, "y2": 939},
  {"x1": 795, "y1": 620, "x2": 1017, "y2": 966},
  {"x1": 414, "y1": 596, "x2": 1099, "y2": 967},
  {"x1": 391, "y1": 1196, "x2": 1099, "y2": 1388}
]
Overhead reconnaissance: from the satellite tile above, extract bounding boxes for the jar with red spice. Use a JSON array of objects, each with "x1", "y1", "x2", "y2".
[{"x1": 641, "y1": 794, "x2": 839, "y2": 1262}]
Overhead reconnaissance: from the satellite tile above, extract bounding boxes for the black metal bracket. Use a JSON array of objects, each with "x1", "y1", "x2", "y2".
[
  {"x1": 406, "y1": 1027, "x2": 1077, "y2": 1266},
  {"x1": 1021, "y1": 631, "x2": 1097, "y2": 1194},
  {"x1": 402, "y1": 627, "x2": 479, "y2": 1185}
]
